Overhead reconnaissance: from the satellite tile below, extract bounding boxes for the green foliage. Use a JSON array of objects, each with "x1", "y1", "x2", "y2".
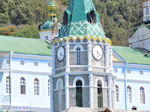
[
  {"x1": 0, "y1": 0, "x2": 143, "y2": 46},
  {"x1": 13, "y1": 25, "x2": 39, "y2": 39},
  {"x1": 0, "y1": 25, "x2": 17, "y2": 35},
  {"x1": 0, "y1": 0, "x2": 48, "y2": 25}
]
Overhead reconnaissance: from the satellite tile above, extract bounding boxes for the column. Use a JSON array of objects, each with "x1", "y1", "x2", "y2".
[
  {"x1": 52, "y1": 45, "x2": 55, "y2": 75},
  {"x1": 105, "y1": 44, "x2": 109, "y2": 73},
  {"x1": 89, "y1": 73, "x2": 93, "y2": 108},
  {"x1": 88, "y1": 42, "x2": 93, "y2": 107},
  {"x1": 65, "y1": 42, "x2": 69, "y2": 109},
  {"x1": 107, "y1": 75, "x2": 112, "y2": 109},
  {"x1": 50, "y1": 76, "x2": 53, "y2": 112},
  {"x1": 113, "y1": 78, "x2": 116, "y2": 109},
  {"x1": 88, "y1": 42, "x2": 92, "y2": 71}
]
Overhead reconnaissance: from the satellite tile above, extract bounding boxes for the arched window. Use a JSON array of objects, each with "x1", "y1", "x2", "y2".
[
  {"x1": 76, "y1": 47, "x2": 81, "y2": 65},
  {"x1": 34, "y1": 78, "x2": 39, "y2": 95},
  {"x1": 76, "y1": 80, "x2": 82, "y2": 107},
  {"x1": 116, "y1": 85, "x2": 119, "y2": 102},
  {"x1": 140, "y1": 87, "x2": 145, "y2": 104},
  {"x1": 127, "y1": 86, "x2": 132, "y2": 103},
  {"x1": 89, "y1": 10, "x2": 96, "y2": 24},
  {"x1": 20, "y1": 77, "x2": 26, "y2": 94},
  {"x1": 97, "y1": 80, "x2": 103, "y2": 108},
  {"x1": 6, "y1": 76, "x2": 10, "y2": 93},
  {"x1": 48, "y1": 79, "x2": 50, "y2": 96}
]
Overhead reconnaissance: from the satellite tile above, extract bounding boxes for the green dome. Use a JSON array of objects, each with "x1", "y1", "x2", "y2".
[
  {"x1": 42, "y1": 20, "x2": 54, "y2": 30},
  {"x1": 42, "y1": 20, "x2": 61, "y2": 30},
  {"x1": 49, "y1": 2, "x2": 55, "y2": 6}
]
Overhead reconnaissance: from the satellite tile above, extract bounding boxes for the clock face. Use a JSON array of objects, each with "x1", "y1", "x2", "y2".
[
  {"x1": 92, "y1": 45, "x2": 103, "y2": 61},
  {"x1": 57, "y1": 46, "x2": 65, "y2": 61}
]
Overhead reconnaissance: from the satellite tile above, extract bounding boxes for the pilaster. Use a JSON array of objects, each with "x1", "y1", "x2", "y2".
[
  {"x1": 107, "y1": 75, "x2": 112, "y2": 109},
  {"x1": 50, "y1": 76, "x2": 53, "y2": 112},
  {"x1": 89, "y1": 73, "x2": 93, "y2": 108},
  {"x1": 52, "y1": 45, "x2": 55, "y2": 75},
  {"x1": 65, "y1": 42, "x2": 69, "y2": 109},
  {"x1": 88, "y1": 42, "x2": 92, "y2": 71}
]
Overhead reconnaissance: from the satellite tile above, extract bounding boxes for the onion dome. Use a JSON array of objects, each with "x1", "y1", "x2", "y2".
[{"x1": 41, "y1": 0, "x2": 61, "y2": 30}]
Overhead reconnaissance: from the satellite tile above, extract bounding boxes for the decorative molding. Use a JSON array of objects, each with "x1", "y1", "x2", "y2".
[
  {"x1": 95, "y1": 77, "x2": 104, "y2": 88},
  {"x1": 52, "y1": 35, "x2": 112, "y2": 45},
  {"x1": 73, "y1": 76, "x2": 85, "y2": 87},
  {"x1": 116, "y1": 78, "x2": 150, "y2": 83}
]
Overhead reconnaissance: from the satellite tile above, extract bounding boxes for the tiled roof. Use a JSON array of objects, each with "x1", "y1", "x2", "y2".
[
  {"x1": 0, "y1": 35, "x2": 51, "y2": 56},
  {"x1": 113, "y1": 46, "x2": 150, "y2": 65}
]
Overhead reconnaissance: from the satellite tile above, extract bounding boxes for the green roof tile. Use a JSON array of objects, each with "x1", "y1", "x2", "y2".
[
  {"x1": 0, "y1": 35, "x2": 51, "y2": 56},
  {"x1": 58, "y1": 0, "x2": 107, "y2": 39},
  {"x1": 113, "y1": 46, "x2": 150, "y2": 65}
]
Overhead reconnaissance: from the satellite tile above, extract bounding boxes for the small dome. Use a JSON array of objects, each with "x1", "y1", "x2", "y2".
[
  {"x1": 42, "y1": 21, "x2": 54, "y2": 30},
  {"x1": 42, "y1": 20, "x2": 61, "y2": 30}
]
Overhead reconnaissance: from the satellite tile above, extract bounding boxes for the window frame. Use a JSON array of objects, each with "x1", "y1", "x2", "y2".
[
  {"x1": 140, "y1": 87, "x2": 145, "y2": 104},
  {"x1": 127, "y1": 86, "x2": 132, "y2": 103},
  {"x1": 34, "y1": 78, "x2": 39, "y2": 96},
  {"x1": 6, "y1": 76, "x2": 10, "y2": 94},
  {"x1": 116, "y1": 85, "x2": 119, "y2": 102},
  {"x1": 76, "y1": 47, "x2": 81, "y2": 65},
  {"x1": 20, "y1": 77, "x2": 26, "y2": 95}
]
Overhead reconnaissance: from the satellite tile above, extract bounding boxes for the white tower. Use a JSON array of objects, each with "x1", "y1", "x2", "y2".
[
  {"x1": 143, "y1": 0, "x2": 150, "y2": 22},
  {"x1": 39, "y1": 0, "x2": 61, "y2": 42}
]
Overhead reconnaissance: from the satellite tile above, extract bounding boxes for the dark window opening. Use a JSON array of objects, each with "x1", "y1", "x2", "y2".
[
  {"x1": 20, "y1": 77, "x2": 26, "y2": 95},
  {"x1": 89, "y1": 10, "x2": 96, "y2": 24},
  {"x1": 97, "y1": 80, "x2": 103, "y2": 108},
  {"x1": 63, "y1": 12, "x2": 68, "y2": 25},
  {"x1": 76, "y1": 80, "x2": 82, "y2": 107},
  {"x1": 76, "y1": 48, "x2": 81, "y2": 65}
]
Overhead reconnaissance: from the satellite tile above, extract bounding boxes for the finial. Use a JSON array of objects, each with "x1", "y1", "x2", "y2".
[{"x1": 48, "y1": 0, "x2": 56, "y2": 21}]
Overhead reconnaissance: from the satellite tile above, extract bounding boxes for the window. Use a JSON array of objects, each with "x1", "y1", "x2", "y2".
[
  {"x1": 127, "y1": 86, "x2": 132, "y2": 103},
  {"x1": 127, "y1": 69, "x2": 131, "y2": 74},
  {"x1": 89, "y1": 10, "x2": 96, "y2": 24},
  {"x1": 34, "y1": 62, "x2": 38, "y2": 66},
  {"x1": 6, "y1": 76, "x2": 10, "y2": 93},
  {"x1": 76, "y1": 47, "x2": 81, "y2": 65},
  {"x1": 20, "y1": 60, "x2": 25, "y2": 65},
  {"x1": 6, "y1": 60, "x2": 9, "y2": 64},
  {"x1": 116, "y1": 85, "x2": 119, "y2": 102},
  {"x1": 63, "y1": 11, "x2": 68, "y2": 25},
  {"x1": 140, "y1": 87, "x2": 145, "y2": 104},
  {"x1": 114, "y1": 68, "x2": 118, "y2": 73},
  {"x1": 139, "y1": 71, "x2": 143, "y2": 75},
  {"x1": 34, "y1": 78, "x2": 39, "y2": 95},
  {"x1": 48, "y1": 63, "x2": 51, "y2": 68},
  {"x1": 20, "y1": 77, "x2": 26, "y2": 94},
  {"x1": 146, "y1": 7, "x2": 149, "y2": 15},
  {"x1": 76, "y1": 80, "x2": 82, "y2": 107},
  {"x1": 48, "y1": 79, "x2": 50, "y2": 96},
  {"x1": 45, "y1": 36, "x2": 48, "y2": 40},
  {"x1": 97, "y1": 80, "x2": 103, "y2": 108}
]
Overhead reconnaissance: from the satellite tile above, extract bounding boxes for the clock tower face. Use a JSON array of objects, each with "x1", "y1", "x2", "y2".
[
  {"x1": 56, "y1": 46, "x2": 65, "y2": 61},
  {"x1": 92, "y1": 45, "x2": 103, "y2": 61}
]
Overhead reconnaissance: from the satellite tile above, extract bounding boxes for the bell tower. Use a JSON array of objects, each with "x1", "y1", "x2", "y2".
[{"x1": 51, "y1": 0, "x2": 114, "y2": 112}]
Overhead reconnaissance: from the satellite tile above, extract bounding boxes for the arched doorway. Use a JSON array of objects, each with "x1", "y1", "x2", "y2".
[
  {"x1": 97, "y1": 80, "x2": 103, "y2": 108},
  {"x1": 76, "y1": 80, "x2": 82, "y2": 107}
]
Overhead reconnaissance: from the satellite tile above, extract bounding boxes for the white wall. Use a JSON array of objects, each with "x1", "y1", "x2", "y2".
[{"x1": 114, "y1": 65, "x2": 150, "y2": 111}]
